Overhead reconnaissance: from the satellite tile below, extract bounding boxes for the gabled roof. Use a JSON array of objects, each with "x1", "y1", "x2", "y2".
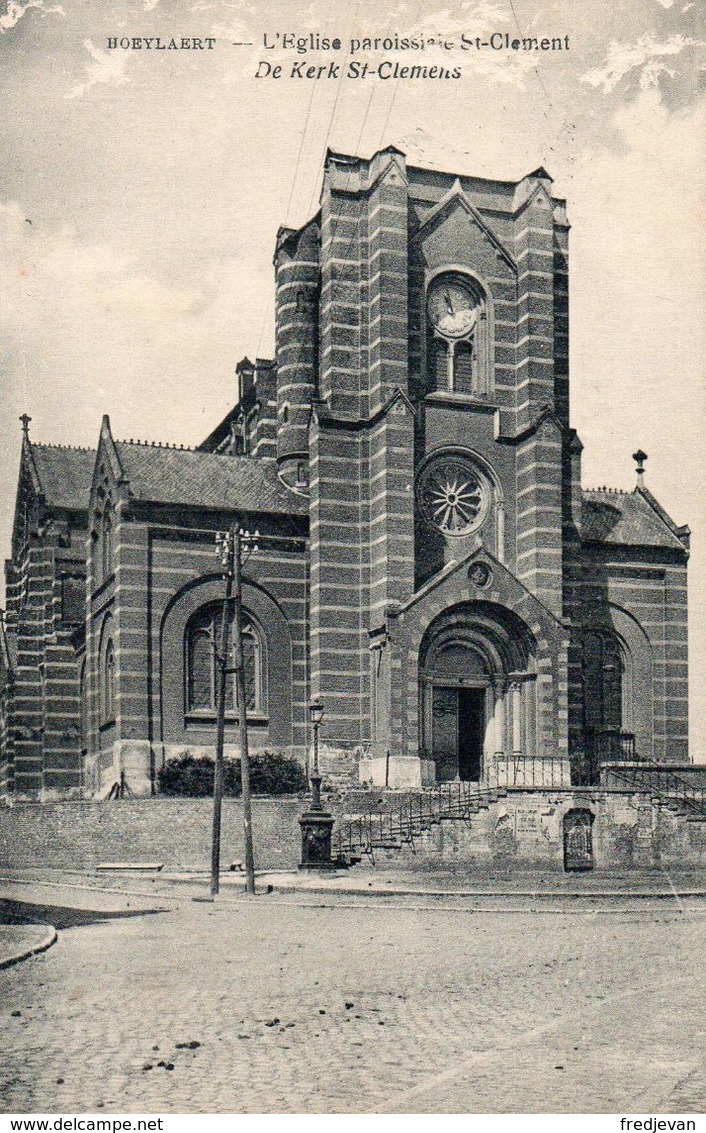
[
  {"x1": 27, "y1": 444, "x2": 96, "y2": 512},
  {"x1": 113, "y1": 442, "x2": 307, "y2": 517},
  {"x1": 581, "y1": 489, "x2": 687, "y2": 551},
  {"x1": 414, "y1": 178, "x2": 516, "y2": 272},
  {"x1": 393, "y1": 541, "x2": 564, "y2": 631},
  {"x1": 525, "y1": 166, "x2": 553, "y2": 183}
]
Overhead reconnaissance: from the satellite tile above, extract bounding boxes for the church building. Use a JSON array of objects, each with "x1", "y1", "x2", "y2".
[{"x1": 0, "y1": 146, "x2": 690, "y2": 803}]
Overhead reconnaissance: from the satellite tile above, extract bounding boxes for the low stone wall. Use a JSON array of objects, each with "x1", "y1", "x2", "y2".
[
  {"x1": 366, "y1": 788, "x2": 706, "y2": 871},
  {"x1": 0, "y1": 797, "x2": 306, "y2": 873},
  {"x1": 0, "y1": 788, "x2": 704, "y2": 874},
  {"x1": 0, "y1": 789, "x2": 427, "y2": 874}
]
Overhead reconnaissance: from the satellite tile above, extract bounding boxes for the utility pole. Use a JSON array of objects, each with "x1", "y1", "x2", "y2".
[
  {"x1": 232, "y1": 524, "x2": 256, "y2": 895},
  {"x1": 210, "y1": 524, "x2": 257, "y2": 898},
  {"x1": 210, "y1": 529, "x2": 234, "y2": 898}
]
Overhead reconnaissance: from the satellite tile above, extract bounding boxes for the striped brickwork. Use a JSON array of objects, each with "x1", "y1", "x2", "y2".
[
  {"x1": 4, "y1": 544, "x2": 48, "y2": 797},
  {"x1": 515, "y1": 417, "x2": 564, "y2": 619},
  {"x1": 252, "y1": 359, "x2": 278, "y2": 460},
  {"x1": 2, "y1": 517, "x2": 86, "y2": 801},
  {"x1": 563, "y1": 539, "x2": 688, "y2": 766},
  {"x1": 365, "y1": 162, "x2": 409, "y2": 413},
  {"x1": 275, "y1": 222, "x2": 319, "y2": 481},
  {"x1": 145, "y1": 516, "x2": 308, "y2": 757},
  {"x1": 391, "y1": 555, "x2": 569, "y2": 762},
  {"x1": 409, "y1": 190, "x2": 517, "y2": 412},
  {"x1": 85, "y1": 518, "x2": 116, "y2": 789},
  {"x1": 40, "y1": 545, "x2": 85, "y2": 797},
  {"x1": 2, "y1": 559, "x2": 21, "y2": 796},
  {"x1": 309, "y1": 421, "x2": 369, "y2": 744},
  {"x1": 319, "y1": 186, "x2": 362, "y2": 417},
  {"x1": 488, "y1": 276, "x2": 520, "y2": 415},
  {"x1": 367, "y1": 402, "x2": 415, "y2": 627},
  {"x1": 0, "y1": 677, "x2": 9, "y2": 797},
  {"x1": 1, "y1": 149, "x2": 691, "y2": 801},
  {"x1": 553, "y1": 222, "x2": 570, "y2": 426},
  {"x1": 562, "y1": 547, "x2": 587, "y2": 757},
  {"x1": 86, "y1": 497, "x2": 309, "y2": 788},
  {"x1": 512, "y1": 189, "x2": 556, "y2": 434}
]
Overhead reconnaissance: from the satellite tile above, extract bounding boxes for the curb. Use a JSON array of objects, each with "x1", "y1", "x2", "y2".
[
  {"x1": 262, "y1": 883, "x2": 706, "y2": 900},
  {"x1": 0, "y1": 925, "x2": 58, "y2": 970}
]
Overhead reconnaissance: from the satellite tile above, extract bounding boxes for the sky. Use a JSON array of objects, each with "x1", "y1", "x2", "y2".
[{"x1": 0, "y1": 0, "x2": 704, "y2": 747}]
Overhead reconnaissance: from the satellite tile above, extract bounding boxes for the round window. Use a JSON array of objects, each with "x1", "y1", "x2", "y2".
[{"x1": 416, "y1": 454, "x2": 490, "y2": 536}]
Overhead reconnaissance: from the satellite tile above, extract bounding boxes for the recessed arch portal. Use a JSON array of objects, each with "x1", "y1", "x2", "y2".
[{"x1": 419, "y1": 602, "x2": 537, "y2": 782}]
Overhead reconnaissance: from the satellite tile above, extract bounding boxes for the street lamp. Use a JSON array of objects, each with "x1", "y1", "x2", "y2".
[
  {"x1": 299, "y1": 698, "x2": 336, "y2": 870},
  {"x1": 308, "y1": 700, "x2": 325, "y2": 810}
]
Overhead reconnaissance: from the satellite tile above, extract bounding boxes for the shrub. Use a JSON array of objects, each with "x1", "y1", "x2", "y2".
[
  {"x1": 157, "y1": 750, "x2": 307, "y2": 797},
  {"x1": 249, "y1": 751, "x2": 307, "y2": 795},
  {"x1": 158, "y1": 753, "x2": 214, "y2": 797}
]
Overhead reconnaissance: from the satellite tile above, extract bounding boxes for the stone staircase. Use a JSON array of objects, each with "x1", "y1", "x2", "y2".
[
  {"x1": 602, "y1": 761, "x2": 706, "y2": 822},
  {"x1": 333, "y1": 781, "x2": 508, "y2": 865}
]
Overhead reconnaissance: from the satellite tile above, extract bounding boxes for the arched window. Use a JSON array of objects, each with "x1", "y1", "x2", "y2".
[
  {"x1": 583, "y1": 631, "x2": 624, "y2": 733},
  {"x1": 102, "y1": 639, "x2": 115, "y2": 724},
  {"x1": 101, "y1": 505, "x2": 113, "y2": 581},
  {"x1": 582, "y1": 629, "x2": 633, "y2": 771},
  {"x1": 185, "y1": 603, "x2": 265, "y2": 716}
]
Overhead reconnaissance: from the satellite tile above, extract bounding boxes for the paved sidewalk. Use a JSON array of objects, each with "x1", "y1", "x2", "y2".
[
  {"x1": 0, "y1": 873, "x2": 172, "y2": 932},
  {"x1": 0, "y1": 923, "x2": 57, "y2": 969},
  {"x1": 2, "y1": 864, "x2": 705, "y2": 913},
  {"x1": 256, "y1": 864, "x2": 706, "y2": 899}
]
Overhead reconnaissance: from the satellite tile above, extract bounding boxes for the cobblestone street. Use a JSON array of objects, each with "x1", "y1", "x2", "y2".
[{"x1": 1, "y1": 891, "x2": 704, "y2": 1113}]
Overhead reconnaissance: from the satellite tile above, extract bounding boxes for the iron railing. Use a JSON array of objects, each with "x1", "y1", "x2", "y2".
[
  {"x1": 573, "y1": 730, "x2": 636, "y2": 785},
  {"x1": 602, "y1": 759, "x2": 706, "y2": 819},
  {"x1": 333, "y1": 749, "x2": 706, "y2": 865},
  {"x1": 333, "y1": 780, "x2": 506, "y2": 864},
  {"x1": 485, "y1": 754, "x2": 570, "y2": 789}
]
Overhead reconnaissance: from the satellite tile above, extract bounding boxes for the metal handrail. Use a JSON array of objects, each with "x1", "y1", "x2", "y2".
[
  {"x1": 333, "y1": 781, "x2": 504, "y2": 863},
  {"x1": 604, "y1": 761, "x2": 706, "y2": 819},
  {"x1": 333, "y1": 755, "x2": 706, "y2": 864}
]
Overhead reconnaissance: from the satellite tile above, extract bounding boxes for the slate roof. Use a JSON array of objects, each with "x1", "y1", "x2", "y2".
[
  {"x1": 114, "y1": 443, "x2": 307, "y2": 517},
  {"x1": 29, "y1": 444, "x2": 96, "y2": 512},
  {"x1": 581, "y1": 489, "x2": 686, "y2": 551}
]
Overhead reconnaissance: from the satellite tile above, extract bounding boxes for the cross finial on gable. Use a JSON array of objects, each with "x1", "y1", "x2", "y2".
[
  {"x1": 632, "y1": 449, "x2": 648, "y2": 485},
  {"x1": 19, "y1": 414, "x2": 31, "y2": 439}
]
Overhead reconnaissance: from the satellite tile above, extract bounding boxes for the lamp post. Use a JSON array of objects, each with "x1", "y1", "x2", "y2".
[
  {"x1": 308, "y1": 699, "x2": 324, "y2": 810},
  {"x1": 299, "y1": 698, "x2": 336, "y2": 869}
]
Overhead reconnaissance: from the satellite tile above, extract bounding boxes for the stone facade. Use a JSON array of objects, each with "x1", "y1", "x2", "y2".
[
  {"x1": 0, "y1": 438, "x2": 92, "y2": 799},
  {"x1": 0, "y1": 146, "x2": 691, "y2": 803}
]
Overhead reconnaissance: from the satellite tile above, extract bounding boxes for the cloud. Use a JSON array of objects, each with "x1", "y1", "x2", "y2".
[
  {"x1": 0, "y1": 0, "x2": 64, "y2": 33},
  {"x1": 581, "y1": 32, "x2": 702, "y2": 94},
  {"x1": 99, "y1": 275, "x2": 203, "y2": 320},
  {"x1": 65, "y1": 38, "x2": 132, "y2": 100},
  {"x1": 0, "y1": 199, "x2": 205, "y2": 339}
]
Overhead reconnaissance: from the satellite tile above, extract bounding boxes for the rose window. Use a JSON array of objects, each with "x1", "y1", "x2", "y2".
[{"x1": 417, "y1": 455, "x2": 489, "y2": 536}]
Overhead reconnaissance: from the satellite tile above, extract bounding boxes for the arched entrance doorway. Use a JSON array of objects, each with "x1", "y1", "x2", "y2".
[{"x1": 419, "y1": 602, "x2": 537, "y2": 783}]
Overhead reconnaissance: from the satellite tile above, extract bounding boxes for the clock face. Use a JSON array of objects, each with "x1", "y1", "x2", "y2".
[{"x1": 427, "y1": 278, "x2": 479, "y2": 338}]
